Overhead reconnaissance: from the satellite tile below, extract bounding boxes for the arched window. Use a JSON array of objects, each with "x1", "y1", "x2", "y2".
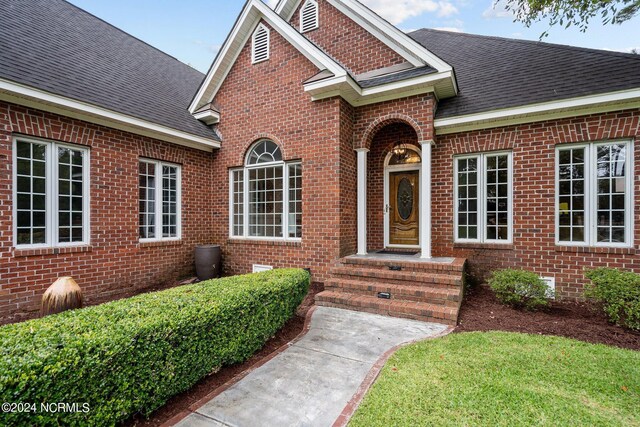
[
  {"x1": 230, "y1": 140, "x2": 302, "y2": 239},
  {"x1": 300, "y1": 0, "x2": 319, "y2": 33},
  {"x1": 252, "y1": 24, "x2": 270, "y2": 64}
]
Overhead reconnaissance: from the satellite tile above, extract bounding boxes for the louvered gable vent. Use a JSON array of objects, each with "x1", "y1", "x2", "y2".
[
  {"x1": 300, "y1": 0, "x2": 318, "y2": 33},
  {"x1": 252, "y1": 24, "x2": 270, "y2": 63}
]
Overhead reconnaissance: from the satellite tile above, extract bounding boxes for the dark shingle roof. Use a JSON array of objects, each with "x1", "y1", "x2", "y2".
[
  {"x1": 409, "y1": 29, "x2": 640, "y2": 119},
  {"x1": 0, "y1": 0, "x2": 218, "y2": 141},
  {"x1": 357, "y1": 66, "x2": 437, "y2": 88}
]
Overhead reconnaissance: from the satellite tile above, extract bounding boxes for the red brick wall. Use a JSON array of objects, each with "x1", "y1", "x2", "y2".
[
  {"x1": 210, "y1": 20, "x2": 346, "y2": 282},
  {"x1": 289, "y1": 0, "x2": 406, "y2": 75},
  {"x1": 433, "y1": 109, "x2": 640, "y2": 298},
  {"x1": 0, "y1": 102, "x2": 217, "y2": 323}
]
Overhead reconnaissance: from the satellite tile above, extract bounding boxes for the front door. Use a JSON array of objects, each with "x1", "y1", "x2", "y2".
[{"x1": 388, "y1": 170, "x2": 419, "y2": 246}]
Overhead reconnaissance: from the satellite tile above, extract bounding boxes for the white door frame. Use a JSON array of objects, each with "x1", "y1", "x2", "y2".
[{"x1": 383, "y1": 146, "x2": 422, "y2": 249}]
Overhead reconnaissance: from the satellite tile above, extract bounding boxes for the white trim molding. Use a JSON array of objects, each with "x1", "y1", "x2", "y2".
[
  {"x1": 138, "y1": 159, "x2": 183, "y2": 243},
  {"x1": 0, "y1": 78, "x2": 220, "y2": 152},
  {"x1": 453, "y1": 151, "x2": 514, "y2": 244},
  {"x1": 193, "y1": 109, "x2": 220, "y2": 125},
  {"x1": 555, "y1": 140, "x2": 634, "y2": 248},
  {"x1": 435, "y1": 89, "x2": 640, "y2": 135},
  {"x1": 356, "y1": 148, "x2": 369, "y2": 255},
  {"x1": 13, "y1": 136, "x2": 91, "y2": 249},
  {"x1": 419, "y1": 140, "x2": 433, "y2": 259}
]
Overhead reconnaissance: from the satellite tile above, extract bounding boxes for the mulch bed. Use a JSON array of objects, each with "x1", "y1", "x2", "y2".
[
  {"x1": 456, "y1": 284, "x2": 640, "y2": 351},
  {"x1": 126, "y1": 281, "x2": 323, "y2": 427}
]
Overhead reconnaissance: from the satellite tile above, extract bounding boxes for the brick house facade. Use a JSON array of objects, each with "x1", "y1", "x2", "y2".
[{"x1": 1, "y1": 0, "x2": 639, "y2": 323}]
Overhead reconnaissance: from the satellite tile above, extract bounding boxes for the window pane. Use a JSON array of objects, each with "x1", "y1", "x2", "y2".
[
  {"x1": 162, "y1": 166, "x2": 179, "y2": 238},
  {"x1": 456, "y1": 158, "x2": 479, "y2": 240},
  {"x1": 485, "y1": 154, "x2": 509, "y2": 241},
  {"x1": 232, "y1": 169, "x2": 245, "y2": 236},
  {"x1": 15, "y1": 141, "x2": 48, "y2": 245},
  {"x1": 57, "y1": 147, "x2": 85, "y2": 244},
  {"x1": 247, "y1": 140, "x2": 282, "y2": 165},
  {"x1": 596, "y1": 144, "x2": 627, "y2": 244},
  {"x1": 249, "y1": 165, "x2": 283, "y2": 237},
  {"x1": 288, "y1": 163, "x2": 302, "y2": 238},
  {"x1": 139, "y1": 161, "x2": 156, "y2": 239},
  {"x1": 557, "y1": 147, "x2": 586, "y2": 243}
]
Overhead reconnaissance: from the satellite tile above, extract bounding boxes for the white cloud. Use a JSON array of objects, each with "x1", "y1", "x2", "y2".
[
  {"x1": 482, "y1": 0, "x2": 517, "y2": 19},
  {"x1": 361, "y1": 0, "x2": 458, "y2": 25}
]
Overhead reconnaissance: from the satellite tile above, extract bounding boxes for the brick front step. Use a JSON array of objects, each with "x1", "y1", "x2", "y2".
[
  {"x1": 316, "y1": 291, "x2": 458, "y2": 326},
  {"x1": 341, "y1": 256, "x2": 466, "y2": 274},
  {"x1": 329, "y1": 266, "x2": 462, "y2": 289},
  {"x1": 325, "y1": 279, "x2": 461, "y2": 307}
]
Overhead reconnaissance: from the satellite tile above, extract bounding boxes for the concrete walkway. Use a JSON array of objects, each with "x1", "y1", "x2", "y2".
[{"x1": 175, "y1": 307, "x2": 449, "y2": 427}]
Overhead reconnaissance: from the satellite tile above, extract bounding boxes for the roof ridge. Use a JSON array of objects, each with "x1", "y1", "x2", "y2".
[
  {"x1": 409, "y1": 28, "x2": 640, "y2": 62},
  {"x1": 61, "y1": 0, "x2": 204, "y2": 75}
]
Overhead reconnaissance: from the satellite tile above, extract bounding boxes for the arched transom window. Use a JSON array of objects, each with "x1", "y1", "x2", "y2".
[{"x1": 230, "y1": 140, "x2": 302, "y2": 240}]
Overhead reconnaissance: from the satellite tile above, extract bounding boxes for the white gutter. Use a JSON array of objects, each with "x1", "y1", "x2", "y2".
[{"x1": 0, "y1": 78, "x2": 220, "y2": 152}]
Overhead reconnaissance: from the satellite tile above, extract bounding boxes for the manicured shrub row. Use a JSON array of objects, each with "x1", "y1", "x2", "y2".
[
  {"x1": 585, "y1": 268, "x2": 640, "y2": 331},
  {"x1": 0, "y1": 268, "x2": 310, "y2": 426},
  {"x1": 488, "y1": 269, "x2": 551, "y2": 311}
]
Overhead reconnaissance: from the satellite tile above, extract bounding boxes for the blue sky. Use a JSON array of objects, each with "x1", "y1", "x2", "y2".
[{"x1": 68, "y1": 0, "x2": 640, "y2": 73}]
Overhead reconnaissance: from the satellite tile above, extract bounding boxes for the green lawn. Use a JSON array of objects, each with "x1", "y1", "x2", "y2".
[{"x1": 350, "y1": 332, "x2": 640, "y2": 427}]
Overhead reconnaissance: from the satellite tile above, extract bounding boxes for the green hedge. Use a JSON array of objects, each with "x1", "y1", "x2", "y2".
[
  {"x1": 585, "y1": 268, "x2": 640, "y2": 331},
  {"x1": 0, "y1": 268, "x2": 310, "y2": 426}
]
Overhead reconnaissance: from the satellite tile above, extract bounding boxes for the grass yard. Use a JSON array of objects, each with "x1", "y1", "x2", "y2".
[{"x1": 350, "y1": 332, "x2": 640, "y2": 427}]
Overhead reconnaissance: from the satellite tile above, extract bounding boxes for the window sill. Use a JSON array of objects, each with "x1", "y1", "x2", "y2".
[
  {"x1": 453, "y1": 242, "x2": 514, "y2": 251},
  {"x1": 139, "y1": 240, "x2": 184, "y2": 248},
  {"x1": 13, "y1": 245, "x2": 93, "y2": 258},
  {"x1": 228, "y1": 238, "x2": 302, "y2": 247},
  {"x1": 555, "y1": 245, "x2": 637, "y2": 255}
]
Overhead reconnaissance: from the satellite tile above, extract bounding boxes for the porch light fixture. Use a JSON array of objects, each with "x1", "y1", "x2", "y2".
[{"x1": 392, "y1": 143, "x2": 409, "y2": 161}]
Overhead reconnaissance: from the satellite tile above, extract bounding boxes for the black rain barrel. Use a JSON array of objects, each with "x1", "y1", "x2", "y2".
[{"x1": 195, "y1": 245, "x2": 221, "y2": 281}]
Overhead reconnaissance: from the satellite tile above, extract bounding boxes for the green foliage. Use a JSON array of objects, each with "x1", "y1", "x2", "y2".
[
  {"x1": 500, "y1": 0, "x2": 640, "y2": 37},
  {"x1": 0, "y1": 269, "x2": 309, "y2": 426},
  {"x1": 350, "y1": 332, "x2": 640, "y2": 426},
  {"x1": 488, "y1": 268, "x2": 551, "y2": 310},
  {"x1": 585, "y1": 268, "x2": 640, "y2": 331}
]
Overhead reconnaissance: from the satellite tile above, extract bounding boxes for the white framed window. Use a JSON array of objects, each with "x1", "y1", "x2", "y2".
[
  {"x1": 251, "y1": 23, "x2": 270, "y2": 64},
  {"x1": 13, "y1": 137, "x2": 90, "y2": 248},
  {"x1": 556, "y1": 140, "x2": 633, "y2": 247},
  {"x1": 300, "y1": 0, "x2": 319, "y2": 33},
  {"x1": 454, "y1": 151, "x2": 513, "y2": 243},
  {"x1": 230, "y1": 140, "x2": 302, "y2": 241},
  {"x1": 139, "y1": 159, "x2": 181, "y2": 241}
]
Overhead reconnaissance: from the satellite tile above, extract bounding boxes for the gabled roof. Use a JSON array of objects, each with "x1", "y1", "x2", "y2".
[
  {"x1": 410, "y1": 29, "x2": 640, "y2": 126},
  {"x1": 0, "y1": 0, "x2": 220, "y2": 150},
  {"x1": 189, "y1": 0, "x2": 348, "y2": 113},
  {"x1": 191, "y1": 0, "x2": 458, "y2": 113},
  {"x1": 275, "y1": 0, "x2": 454, "y2": 74}
]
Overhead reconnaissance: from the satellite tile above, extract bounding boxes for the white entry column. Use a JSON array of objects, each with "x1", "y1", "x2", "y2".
[
  {"x1": 420, "y1": 140, "x2": 434, "y2": 259},
  {"x1": 356, "y1": 148, "x2": 369, "y2": 255}
]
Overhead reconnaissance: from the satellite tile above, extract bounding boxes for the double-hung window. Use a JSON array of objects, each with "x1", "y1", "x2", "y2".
[
  {"x1": 139, "y1": 159, "x2": 181, "y2": 241},
  {"x1": 556, "y1": 141, "x2": 633, "y2": 247},
  {"x1": 230, "y1": 140, "x2": 302, "y2": 240},
  {"x1": 13, "y1": 137, "x2": 90, "y2": 248},
  {"x1": 454, "y1": 152, "x2": 513, "y2": 243}
]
